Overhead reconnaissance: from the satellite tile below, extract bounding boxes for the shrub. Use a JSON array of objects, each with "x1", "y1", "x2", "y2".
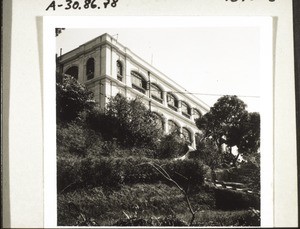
[
  {"x1": 56, "y1": 74, "x2": 95, "y2": 122},
  {"x1": 214, "y1": 188, "x2": 260, "y2": 210},
  {"x1": 57, "y1": 155, "x2": 205, "y2": 192},
  {"x1": 227, "y1": 157, "x2": 260, "y2": 192},
  {"x1": 86, "y1": 94, "x2": 162, "y2": 148},
  {"x1": 194, "y1": 209, "x2": 260, "y2": 226},
  {"x1": 57, "y1": 155, "x2": 82, "y2": 192},
  {"x1": 113, "y1": 215, "x2": 188, "y2": 226},
  {"x1": 156, "y1": 133, "x2": 187, "y2": 159},
  {"x1": 164, "y1": 159, "x2": 205, "y2": 190},
  {"x1": 57, "y1": 122, "x2": 105, "y2": 157},
  {"x1": 57, "y1": 122, "x2": 87, "y2": 156},
  {"x1": 80, "y1": 156, "x2": 124, "y2": 189}
]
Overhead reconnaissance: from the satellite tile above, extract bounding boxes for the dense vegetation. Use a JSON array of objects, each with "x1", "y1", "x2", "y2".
[{"x1": 56, "y1": 74, "x2": 260, "y2": 226}]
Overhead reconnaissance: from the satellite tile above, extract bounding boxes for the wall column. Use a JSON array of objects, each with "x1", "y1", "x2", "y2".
[
  {"x1": 163, "y1": 117, "x2": 168, "y2": 134},
  {"x1": 78, "y1": 57, "x2": 85, "y2": 83},
  {"x1": 191, "y1": 130, "x2": 196, "y2": 149},
  {"x1": 94, "y1": 48, "x2": 101, "y2": 78},
  {"x1": 162, "y1": 91, "x2": 167, "y2": 106},
  {"x1": 100, "y1": 44, "x2": 111, "y2": 77}
]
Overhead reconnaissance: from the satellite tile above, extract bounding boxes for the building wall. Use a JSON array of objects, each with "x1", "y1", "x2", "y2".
[{"x1": 57, "y1": 33, "x2": 210, "y2": 148}]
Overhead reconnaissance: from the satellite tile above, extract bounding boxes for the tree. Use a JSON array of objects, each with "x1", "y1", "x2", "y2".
[
  {"x1": 87, "y1": 94, "x2": 163, "y2": 148},
  {"x1": 195, "y1": 95, "x2": 260, "y2": 165},
  {"x1": 56, "y1": 73, "x2": 95, "y2": 122}
]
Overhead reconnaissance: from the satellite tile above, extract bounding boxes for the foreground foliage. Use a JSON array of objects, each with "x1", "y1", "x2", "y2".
[
  {"x1": 57, "y1": 184, "x2": 259, "y2": 226},
  {"x1": 56, "y1": 81, "x2": 261, "y2": 226},
  {"x1": 196, "y1": 95, "x2": 260, "y2": 166}
]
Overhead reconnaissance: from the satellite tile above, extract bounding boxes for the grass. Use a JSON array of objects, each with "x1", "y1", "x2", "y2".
[
  {"x1": 57, "y1": 183, "x2": 259, "y2": 226},
  {"x1": 57, "y1": 183, "x2": 214, "y2": 226}
]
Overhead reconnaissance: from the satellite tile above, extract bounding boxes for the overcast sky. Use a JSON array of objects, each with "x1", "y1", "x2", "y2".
[{"x1": 56, "y1": 27, "x2": 261, "y2": 112}]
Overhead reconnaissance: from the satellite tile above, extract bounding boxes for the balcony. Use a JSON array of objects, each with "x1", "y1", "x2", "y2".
[
  {"x1": 168, "y1": 103, "x2": 178, "y2": 112},
  {"x1": 132, "y1": 83, "x2": 146, "y2": 94},
  {"x1": 182, "y1": 112, "x2": 191, "y2": 119},
  {"x1": 151, "y1": 95, "x2": 163, "y2": 103}
]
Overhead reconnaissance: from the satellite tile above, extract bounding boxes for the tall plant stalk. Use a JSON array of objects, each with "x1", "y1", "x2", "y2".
[{"x1": 146, "y1": 162, "x2": 198, "y2": 226}]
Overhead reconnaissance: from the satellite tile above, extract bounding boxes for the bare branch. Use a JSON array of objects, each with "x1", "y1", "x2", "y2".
[{"x1": 145, "y1": 162, "x2": 197, "y2": 226}]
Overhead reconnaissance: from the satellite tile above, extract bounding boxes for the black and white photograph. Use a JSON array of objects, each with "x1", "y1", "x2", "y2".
[
  {"x1": 3, "y1": 0, "x2": 299, "y2": 228},
  {"x1": 43, "y1": 17, "x2": 274, "y2": 227}
]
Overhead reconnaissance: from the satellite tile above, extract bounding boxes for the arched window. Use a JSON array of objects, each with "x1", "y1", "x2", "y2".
[
  {"x1": 195, "y1": 132, "x2": 203, "y2": 146},
  {"x1": 193, "y1": 109, "x2": 202, "y2": 120},
  {"x1": 131, "y1": 71, "x2": 147, "y2": 94},
  {"x1": 117, "y1": 60, "x2": 123, "y2": 81},
  {"x1": 65, "y1": 66, "x2": 79, "y2": 79},
  {"x1": 151, "y1": 84, "x2": 163, "y2": 103},
  {"x1": 181, "y1": 101, "x2": 191, "y2": 118},
  {"x1": 168, "y1": 120, "x2": 179, "y2": 134},
  {"x1": 153, "y1": 112, "x2": 164, "y2": 131},
  {"x1": 182, "y1": 127, "x2": 192, "y2": 144},
  {"x1": 86, "y1": 58, "x2": 95, "y2": 80},
  {"x1": 167, "y1": 93, "x2": 178, "y2": 111}
]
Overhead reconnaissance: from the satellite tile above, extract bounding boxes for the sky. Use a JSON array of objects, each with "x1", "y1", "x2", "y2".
[{"x1": 56, "y1": 27, "x2": 261, "y2": 112}]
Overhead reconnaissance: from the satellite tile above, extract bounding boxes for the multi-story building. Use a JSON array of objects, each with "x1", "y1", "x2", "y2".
[{"x1": 56, "y1": 33, "x2": 210, "y2": 148}]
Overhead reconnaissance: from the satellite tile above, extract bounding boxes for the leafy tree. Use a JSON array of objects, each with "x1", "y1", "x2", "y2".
[
  {"x1": 237, "y1": 112, "x2": 260, "y2": 155},
  {"x1": 157, "y1": 132, "x2": 187, "y2": 159},
  {"x1": 87, "y1": 94, "x2": 162, "y2": 148},
  {"x1": 193, "y1": 136, "x2": 222, "y2": 170},
  {"x1": 56, "y1": 74, "x2": 95, "y2": 122},
  {"x1": 196, "y1": 95, "x2": 260, "y2": 165}
]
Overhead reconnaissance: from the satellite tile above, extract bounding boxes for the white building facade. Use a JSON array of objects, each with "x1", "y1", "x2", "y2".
[{"x1": 57, "y1": 33, "x2": 210, "y2": 148}]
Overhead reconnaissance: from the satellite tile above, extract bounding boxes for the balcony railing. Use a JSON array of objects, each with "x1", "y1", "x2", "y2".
[
  {"x1": 132, "y1": 83, "x2": 146, "y2": 94},
  {"x1": 151, "y1": 95, "x2": 163, "y2": 103},
  {"x1": 182, "y1": 112, "x2": 191, "y2": 119},
  {"x1": 168, "y1": 104, "x2": 178, "y2": 112}
]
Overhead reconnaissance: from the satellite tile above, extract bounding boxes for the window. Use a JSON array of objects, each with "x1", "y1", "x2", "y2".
[
  {"x1": 181, "y1": 101, "x2": 191, "y2": 118},
  {"x1": 151, "y1": 84, "x2": 163, "y2": 103},
  {"x1": 193, "y1": 109, "x2": 202, "y2": 120},
  {"x1": 117, "y1": 60, "x2": 123, "y2": 81},
  {"x1": 86, "y1": 58, "x2": 95, "y2": 80},
  {"x1": 182, "y1": 127, "x2": 192, "y2": 143},
  {"x1": 153, "y1": 113, "x2": 164, "y2": 131},
  {"x1": 168, "y1": 120, "x2": 179, "y2": 133},
  {"x1": 167, "y1": 93, "x2": 178, "y2": 111},
  {"x1": 131, "y1": 71, "x2": 147, "y2": 94},
  {"x1": 65, "y1": 66, "x2": 79, "y2": 79}
]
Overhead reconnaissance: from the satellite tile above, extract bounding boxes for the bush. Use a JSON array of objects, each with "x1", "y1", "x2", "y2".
[
  {"x1": 56, "y1": 74, "x2": 95, "y2": 122},
  {"x1": 57, "y1": 155, "x2": 82, "y2": 192},
  {"x1": 57, "y1": 122, "x2": 87, "y2": 156},
  {"x1": 164, "y1": 159, "x2": 205, "y2": 190},
  {"x1": 57, "y1": 155, "x2": 205, "y2": 192},
  {"x1": 194, "y1": 209, "x2": 260, "y2": 226},
  {"x1": 156, "y1": 133, "x2": 187, "y2": 159},
  {"x1": 113, "y1": 215, "x2": 188, "y2": 226},
  {"x1": 86, "y1": 94, "x2": 162, "y2": 148},
  {"x1": 57, "y1": 122, "x2": 105, "y2": 157},
  {"x1": 80, "y1": 156, "x2": 124, "y2": 189},
  {"x1": 227, "y1": 157, "x2": 260, "y2": 192},
  {"x1": 214, "y1": 188, "x2": 260, "y2": 210}
]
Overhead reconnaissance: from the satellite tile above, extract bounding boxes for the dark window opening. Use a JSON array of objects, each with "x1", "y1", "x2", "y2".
[
  {"x1": 86, "y1": 58, "x2": 95, "y2": 80},
  {"x1": 181, "y1": 101, "x2": 191, "y2": 118},
  {"x1": 167, "y1": 93, "x2": 178, "y2": 111},
  {"x1": 182, "y1": 127, "x2": 192, "y2": 144},
  {"x1": 131, "y1": 71, "x2": 147, "y2": 94},
  {"x1": 117, "y1": 61, "x2": 123, "y2": 81},
  {"x1": 153, "y1": 113, "x2": 164, "y2": 131},
  {"x1": 193, "y1": 109, "x2": 202, "y2": 120},
  {"x1": 65, "y1": 66, "x2": 79, "y2": 80},
  {"x1": 151, "y1": 84, "x2": 163, "y2": 103},
  {"x1": 168, "y1": 120, "x2": 180, "y2": 134}
]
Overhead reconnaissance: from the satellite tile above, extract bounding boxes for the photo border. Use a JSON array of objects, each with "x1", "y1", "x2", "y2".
[{"x1": 43, "y1": 16, "x2": 273, "y2": 227}]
